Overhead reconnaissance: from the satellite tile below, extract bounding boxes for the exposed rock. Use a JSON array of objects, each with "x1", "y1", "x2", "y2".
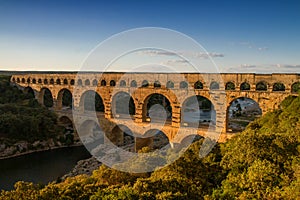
[{"x1": 61, "y1": 157, "x2": 101, "y2": 180}]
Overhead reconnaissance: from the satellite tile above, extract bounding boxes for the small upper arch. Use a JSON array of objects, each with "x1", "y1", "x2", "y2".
[
  {"x1": 256, "y1": 81, "x2": 268, "y2": 91},
  {"x1": 210, "y1": 81, "x2": 219, "y2": 90},
  {"x1": 240, "y1": 82, "x2": 250, "y2": 91},
  {"x1": 272, "y1": 82, "x2": 285, "y2": 91},
  {"x1": 225, "y1": 82, "x2": 235, "y2": 90}
]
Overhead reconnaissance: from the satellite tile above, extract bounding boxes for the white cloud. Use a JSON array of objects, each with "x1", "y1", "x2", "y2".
[{"x1": 139, "y1": 50, "x2": 224, "y2": 59}]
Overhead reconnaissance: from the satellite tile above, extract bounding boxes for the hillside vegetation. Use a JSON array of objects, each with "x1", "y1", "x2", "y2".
[
  {"x1": 1, "y1": 92, "x2": 299, "y2": 199},
  {"x1": 0, "y1": 76, "x2": 71, "y2": 157}
]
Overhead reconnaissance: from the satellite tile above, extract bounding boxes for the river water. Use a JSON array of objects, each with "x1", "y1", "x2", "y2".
[{"x1": 0, "y1": 146, "x2": 91, "y2": 190}]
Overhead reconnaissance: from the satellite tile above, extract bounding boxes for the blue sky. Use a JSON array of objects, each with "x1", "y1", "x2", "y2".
[{"x1": 0, "y1": 0, "x2": 300, "y2": 73}]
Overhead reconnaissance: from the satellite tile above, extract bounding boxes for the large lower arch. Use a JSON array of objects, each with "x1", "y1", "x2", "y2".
[
  {"x1": 24, "y1": 86, "x2": 35, "y2": 99},
  {"x1": 80, "y1": 90, "x2": 104, "y2": 112},
  {"x1": 135, "y1": 129, "x2": 169, "y2": 152},
  {"x1": 40, "y1": 88, "x2": 53, "y2": 108},
  {"x1": 78, "y1": 120, "x2": 104, "y2": 145},
  {"x1": 107, "y1": 125, "x2": 135, "y2": 151},
  {"x1": 142, "y1": 93, "x2": 172, "y2": 122},
  {"x1": 227, "y1": 97, "x2": 262, "y2": 132},
  {"x1": 57, "y1": 88, "x2": 73, "y2": 110},
  {"x1": 111, "y1": 92, "x2": 135, "y2": 118},
  {"x1": 181, "y1": 95, "x2": 216, "y2": 127},
  {"x1": 291, "y1": 82, "x2": 300, "y2": 93},
  {"x1": 58, "y1": 116, "x2": 79, "y2": 141}
]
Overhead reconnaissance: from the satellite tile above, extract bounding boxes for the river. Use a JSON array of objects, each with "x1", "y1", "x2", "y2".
[{"x1": 0, "y1": 146, "x2": 91, "y2": 190}]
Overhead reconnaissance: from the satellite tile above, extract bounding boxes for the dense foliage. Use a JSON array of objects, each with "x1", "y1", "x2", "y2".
[
  {"x1": 0, "y1": 79, "x2": 299, "y2": 199},
  {"x1": 0, "y1": 76, "x2": 64, "y2": 142}
]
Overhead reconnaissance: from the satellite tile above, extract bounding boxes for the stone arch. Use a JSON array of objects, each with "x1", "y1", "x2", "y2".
[
  {"x1": 77, "y1": 79, "x2": 83, "y2": 86},
  {"x1": 85, "y1": 79, "x2": 90, "y2": 86},
  {"x1": 40, "y1": 87, "x2": 54, "y2": 107},
  {"x1": 181, "y1": 95, "x2": 216, "y2": 127},
  {"x1": 24, "y1": 86, "x2": 35, "y2": 99},
  {"x1": 194, "y1": 81, "x2": 203, "y2": 89},
  {"x1": 166, "y1": 81, "x2": 174, "y2": 89},
  {"x1": 108, "y1": 125, "x2": 135, "y2": 150},
  {"x1": 21, "y1": 78, "x2": 25, "y2": 83},
  {"x1": 44, "y1": 79, "x2": 48, "y2": 84},
  {"x1": 141, "y1": 80, "x2": 149, "y2": 87},
  {"x1": 38, "y1": 78, "x2": 42, "y2": 84},
  {"x1": 57, "y1": 88, "x2": 73, "y2": 110},
  {"x1": 227, "y1": 97, "x2": 262, "y2": 132},
  {"x1": 137, "y1": 129, "x2": 169, "y2": 151},
  {"x1": 70, "y1": 79, "x2": 75, "y2": 85},
  {"x1": 101, "y1": 80, "x2": 106, "y2": 86},
  {"x1": 130, "y1": 80, "x2": 137, "y2": 87},
  {"x1": 110, "y1": 80, "x2": 116, "y2": 86},
  {"x1": 12, "y1": 77, "x2": 16, "y2": 82},
  {"x1": 273, "y1": 82, "x2": 285, "y2": 91},
  {"x1": 119, "y1": 80, "x2": 126, "y2": 87},
  {"x1": 17, "y1": 78, "x2": 20, "y2": 83},
  {"x1": 180, "y1": 81, "x2": 188, "y2": 89},
  {"x1": 63, "y1": 79, "x2": 68, "y2": 85},
  {"x1": 225, "y1": 82, "x2": 235, "y2": 90},
  {"x1": 111, "y1": 91, "x2": 135, "y2": 118},
  {"x1": 78, "y1": 120, "x2": 103, "y2": 144},
  {"x1": 154, "y1": 80, "x2": 161, "y2": 88},
  {"x1": 240, "y1": 82, "x2": 250, "y2": 91},
  {"x1": 27, "y1": 78, "x2": 30, "y2": 84},
  {"x1": 56, "y1": 79, "x2": 61, "y2": 85},
  {"x1": 142, "y1": 93, "x2": 172, "y2": 122},
  {"x1": 291, "y1": 82, "x2": 300, "y2": 93},
  {"x1": 210, "y1": 81, "x2": 219, "y2": 90},
  {"x1": 256, "y1": 81, "x2": 268, "y2": 91},
  {"x1": 50, "y1": 78, "x2": 54, "y2": 84},
  {"x1": 92, "y1": 79, "x2": 98, "y2": 86},
  {"x1": 58, "y1": 116, "x2": 78, "y2": 141},
  {"x1": 80, "y1": 90, "x2": 104, "y2": 112},
  {"x1": 32, "y1": 78, "x2": 36, "y2": 84}
]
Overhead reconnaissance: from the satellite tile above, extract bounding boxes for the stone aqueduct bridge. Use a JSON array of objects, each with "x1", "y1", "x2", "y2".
[{"x1": 11, "y1": 73, "x2": 300, "y2": 148}]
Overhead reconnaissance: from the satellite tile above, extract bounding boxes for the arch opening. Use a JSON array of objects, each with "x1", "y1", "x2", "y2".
[
  {"x1": 141, "y1": 80, "x2": 149, "y2": 87},
  {"x1": 79, "y1": 120, "x2": 103, "y2": 145},
  {"x1": 58, "y1": 116, "x2": 79, "y2": 143},
  {"x1": 136, "y1": 129, "x2": 169, "y2": 152},
  {"x1": 291, "y1": 82, "x2": 300, "y2": 93},
  {"x1": 181, "y1": 95, "x2": 215, "y2": 128},
  {"x1": 108, "y1": 125, "x2": 135, "y2": 151},
  {"x1": 225, "y1": 82, "x2": 235, "y2": 90},
  {"x1": 101, "y1": 80, "x2": 106, "y2": 86},
  {"x1": 273, "y1": 82, "x2": 285, "y2": 91},
  {"x1": 130, "y1": 80, "x2": 137, "y2": 87},
  {"x1": 110, "y1": 80, "x2": 116, "y2": 86},
  {"x1": 240, "y1": 82, "x2": 250, "y2": 91},
  {"x1": 112, "y1": 92, "x2": 135, "y2": 118},
  {"x1": 24, "y1": 86, "x2": 35, "y2": 99},
  {"x1": 119, "y1": 80, "x2": 126, "y2": 87},
  {"x1": 210, "y1": 81, "x2": 219, "y2": 90},
  {"x1": 166, "y1": 81, "x2": 174, "y2": 89},
  {"x1": 180, "y1": 81, "x2": 188, "y2": 89},
  {"x1": 63, "y1": 79, "x2": 68, "y2": 85},
  {"x1": 143, "y1": 93, "x2": 172, "y2": 122},
  {"x1": 194, "y1": 81, "x2": 203, "y2": 89},
  {"x1": 256, "y1": 81, "x2": 268, "y2": 91},
  {"x1": 42, "y1": 88, "x2": 53, "y2": 108},
  {"x1": 92, "y1": 79, "x2": 98, "y2": 86},
  {"x1": 57, "y1": 89, "x2": 73, "y2": 110},
  {"x1": 227, "y1": 97, "x2": 262, "y2": 132},
  {"x1": 85, "y1": 79, "x2": 90, "y2": 86},
  {"x1": 80, "y1": 90, "x2": 104, "y2": 112},
  {"x1": 154, "y1": 81, "x2": 161, "y2": 88}
]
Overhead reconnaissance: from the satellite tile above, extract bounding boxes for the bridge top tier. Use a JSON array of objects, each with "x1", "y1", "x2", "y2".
[{"x1": 10, "y1": 73, "x2": 300, "y2": 93}]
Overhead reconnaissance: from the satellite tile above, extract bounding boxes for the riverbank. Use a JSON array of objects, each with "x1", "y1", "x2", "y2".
[{"x1": 0, "y1": 139, "x2": 83, "y2": 160}]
